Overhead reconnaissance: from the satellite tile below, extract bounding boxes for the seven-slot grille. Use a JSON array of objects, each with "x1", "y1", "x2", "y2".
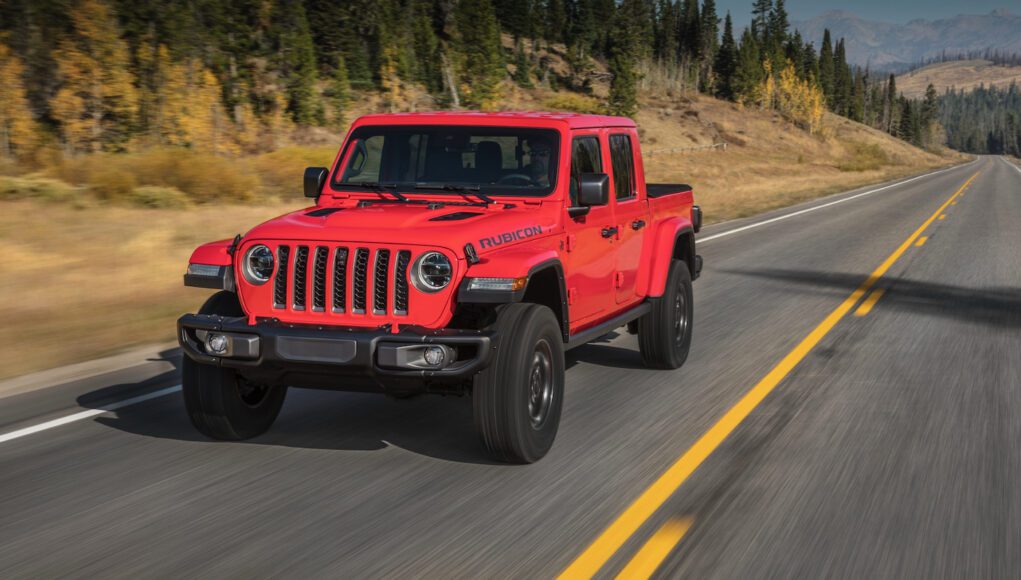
[{"x1": 269, "y1": 245, "x2": 415, "y2": 317}]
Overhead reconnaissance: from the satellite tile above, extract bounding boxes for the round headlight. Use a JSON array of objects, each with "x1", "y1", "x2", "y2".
[
  {"x1": 243, "y1": 244, "x2": 274, "y2": 284},
  {"x1": 411, "y1": 251, "x2": 452, "y2": 293}
]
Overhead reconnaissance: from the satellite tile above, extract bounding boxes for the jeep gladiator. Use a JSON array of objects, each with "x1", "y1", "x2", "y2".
[{"x1": 178, "y1": 112, "x2": 702, "y2": 463}]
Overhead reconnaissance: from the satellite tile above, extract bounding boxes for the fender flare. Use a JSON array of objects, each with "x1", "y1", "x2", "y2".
[
  {"x1": 639, "y1": 218, "x2": 695, "y2": 298},
  {"x1": 457, "y1": 255, "x2": 570, "y2": 341}
]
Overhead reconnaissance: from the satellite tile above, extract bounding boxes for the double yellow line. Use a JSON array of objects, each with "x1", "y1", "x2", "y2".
[{"x1": 558, "y1": 171, "x2": 980, "y2": 579}]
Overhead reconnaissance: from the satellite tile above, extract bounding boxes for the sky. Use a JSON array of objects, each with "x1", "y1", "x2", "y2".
[{"x1": 716, "y1": 0, "x2": 1015, "y2": 27}]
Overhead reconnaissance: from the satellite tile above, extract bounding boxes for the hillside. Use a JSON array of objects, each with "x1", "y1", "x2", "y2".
[
  {"x1": 794, "y1": 9, "x2": 1021, "y2": 69},
  {"x1": 897, "y1": 60, "x2": 1021, "y2": 99}
]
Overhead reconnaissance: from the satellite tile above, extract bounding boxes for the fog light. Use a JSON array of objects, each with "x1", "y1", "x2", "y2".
[
  {"x1": 205, "y1": 333, "x2": 229, "y2": 355},
  {"x1": 423, "y1": 346, "x2": 446, "y2": 367}
]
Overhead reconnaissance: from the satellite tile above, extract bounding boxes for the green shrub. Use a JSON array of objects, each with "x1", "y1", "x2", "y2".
[
  {"x1": 0, "y1": 175, "x2": 79, "y2": 203},
  {"x1": 126, "y1": 185, "x2": 193, "y2": 209},
  {"x1": 88, "y1": 163, "x2": 138, "y2": 200},
  {"x1": 837, "y1": 142, "x2": 890, "y2": 172},
  {"x1": 541, "y1": 93, "x2": 606, "y2": 115}
]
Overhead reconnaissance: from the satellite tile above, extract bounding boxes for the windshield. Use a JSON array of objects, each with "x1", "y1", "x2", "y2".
[{"x1": 332, "y1": 125, "x2": 560, "y2": 196}]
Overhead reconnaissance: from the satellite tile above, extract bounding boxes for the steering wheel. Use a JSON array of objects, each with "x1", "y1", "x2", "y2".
[{"x1": 497, "y1": 174, "x2": 534, "y2": 186}]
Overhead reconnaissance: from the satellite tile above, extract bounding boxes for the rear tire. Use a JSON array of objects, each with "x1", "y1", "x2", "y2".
[
  {"x1": 638, "y1": 260, "x2": 693, "y2": 370},
  {"x1": 182, "y1": 291, "x2": 287, "y2": 440},
  {"x1": 473, "y1": 303, "x2": 565, "y2": 463}
]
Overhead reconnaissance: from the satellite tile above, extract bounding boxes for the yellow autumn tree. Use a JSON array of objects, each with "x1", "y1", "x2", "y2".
[
  {"x1": 175, "y1": 62, "x2": 235, "y2": 154},
  {"x1": 0, "y1": 43, "x2": 38, "y2": 158},
  {"x1": 51, "y1": 0, "x2": 138, "y2": 152},
  {"x1": 774, "y1": 60, "x2": 825, "y2": 134}
]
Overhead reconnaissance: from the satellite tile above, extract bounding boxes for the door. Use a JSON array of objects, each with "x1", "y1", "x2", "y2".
[
  {"x1": 608, "y1": 132, "x2": 649, "y2": 304},
  {"x1": 563, "y1": 133, "x2": 617, "y2": 328}
]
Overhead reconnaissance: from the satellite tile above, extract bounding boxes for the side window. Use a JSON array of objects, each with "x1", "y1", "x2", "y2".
[
  {"x1": 570, "y1": 136, "x2": 602, "y2": 206},
  {"x1": 609, "y1": 134, "x2": 636, "y2": 200}
]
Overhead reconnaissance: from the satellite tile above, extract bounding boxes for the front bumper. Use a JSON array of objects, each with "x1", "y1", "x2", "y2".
[{"x1": 178, "y1": 314, "x2": 494, "y2": 392}]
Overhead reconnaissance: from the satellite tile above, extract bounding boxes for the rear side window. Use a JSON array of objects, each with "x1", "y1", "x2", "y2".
[
  {"x1": 570, "y1": 136, "x2": 602, "y2": 206},
  {"x1": 609, "y1": 134, "x2": 636, "y2": 200}
]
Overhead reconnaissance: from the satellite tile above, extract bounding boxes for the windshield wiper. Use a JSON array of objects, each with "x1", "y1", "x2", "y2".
[
  {"x1": 413, "y1": 183, "x2": 496, "y2": 205},
  {"x1": 344, "y1": 182, "x2": 408, "y2": 202}
]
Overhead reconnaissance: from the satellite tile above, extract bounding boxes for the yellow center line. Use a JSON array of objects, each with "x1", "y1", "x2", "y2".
[
  {"x1": 915, "y1": 236, "x2": 928, "y2": 247},
  {"x1": 853, "y1": 288, "x2": 886, "y2": 317},
  {"x1": 556, "y1": 171, "x2": 980, "y2": 579},
  {"x1": 615, "y1": 519, "x2": 693, "y2": 580},
  {"x1": 938, "y1": 214, "x2": 946, "y2": 220}
]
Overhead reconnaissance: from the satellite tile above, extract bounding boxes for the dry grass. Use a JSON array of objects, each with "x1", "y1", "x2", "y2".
[
  {"x1": 896, "y1": 60, "x2": 1021, "y2": 99},
  {"x1": 638, "y1": 95, "x2": 964, "y2": 222},
  {"x1": 0, "y1": 201, "x2": 302, "y2": 379}
]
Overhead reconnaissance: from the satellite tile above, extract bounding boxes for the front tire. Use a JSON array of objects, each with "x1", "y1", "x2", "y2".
[
  {"x1": 182, "y1": 291, "x2": 287, "y2": 440},
  {"x1": 638, "y1": 259, "x2": 693, "y2": 369},
  {"x1": 473, "y1": 304, "x2": 565, "y2": 463}
]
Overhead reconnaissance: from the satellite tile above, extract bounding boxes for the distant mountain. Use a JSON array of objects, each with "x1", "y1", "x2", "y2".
[{"x1": 793, "y1": 9, "x2": 1021, "y2": 71}]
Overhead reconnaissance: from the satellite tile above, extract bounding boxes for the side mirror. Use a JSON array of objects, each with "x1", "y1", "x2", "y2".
[
  {"x1": 568, "y1": 173, "x2": 610, "y2": 218},
  {"x1": 579, "y1": 173, "x2": 610, "y2": 206},
  {"x1": 304, "y1": 167, "x2": 329, "y2": 198}
]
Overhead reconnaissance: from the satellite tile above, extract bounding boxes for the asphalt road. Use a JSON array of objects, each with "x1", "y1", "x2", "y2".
[{"x1": 2, "y1": 156, "x2": 1019, "y2": 578}]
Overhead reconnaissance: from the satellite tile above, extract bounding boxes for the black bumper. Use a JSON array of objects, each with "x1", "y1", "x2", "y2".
[{"x1": 178, "y1": 314, "x2": 494, "y2": 392}]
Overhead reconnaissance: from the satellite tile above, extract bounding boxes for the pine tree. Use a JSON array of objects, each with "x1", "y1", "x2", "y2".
[
  {"x1": 767, "y1": 0, "x2": 788, "y2": 65},
  {"x1": 885, "y1": 73, "x2": 897, "y2": 134},
  {"x1": 513, "y1": 41, "x2": 534, "y2": 88},
  {"x1": 454, "y1": 0, "x2": 505, "y2": 110},
  {"x1": 272, "y1": 0, "x2": 322, "y2": 125},
  {"x1": 699, "y1": 0, "x2": 719, "y2": 92},
  {"x1": 733, "y1": 28, "x2": 764, "y2": 105},
  {"x1": 714, "y1": 13, "x2": 737, "y2": 101},
  {"x1": 324, "y1": 56, "x2": 351, "y2": 129},
  {"x1": 51, "y1": 0, "x2": 138, "y2": 152},
  {"x1": 818, "y1": 29, "x2": 834, "y2": 107},
  {"x1": 751, "y1": 0, "x2": 772, "y2": 42},
  {"x1": 606, "y1": 0, "x2": 647, "y2": 117},
  {"x1": 654, "y1": 0, "x2": 679, "y2": 63},
  {"x1": 0, "y1": 43, "x2": 38, "y2": 158},
  {"x1": 833, "y1": 38, "x2": 852, "y2": 115},
  {"x1": 850, "y1": 67, "x2": 865, "y2": 122},
  {"x1": 546, "y1": 0, "x2": 568, "y2": 44},
  {"x1": 680, "y1": 0, "x2": 701, "y2": 62},
  {"x1": 409, "y1": 0, "x2": 442, "y2": 93}
]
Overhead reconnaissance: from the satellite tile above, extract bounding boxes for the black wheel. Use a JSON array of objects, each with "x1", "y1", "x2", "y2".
[
  {"x1": 182, "y1": 291, "x2": 287, "y2": 440},
  {"x1": 473, "y1": 303, "x2": 565, "y2": 463},
  {"x1": 638, "y1": 260, "x2": 693, "y2": 370}
]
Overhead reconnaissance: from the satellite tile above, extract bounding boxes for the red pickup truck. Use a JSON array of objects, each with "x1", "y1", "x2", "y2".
[{"x1": 179, "y1": 112, "x2": 702, "y2": 462}]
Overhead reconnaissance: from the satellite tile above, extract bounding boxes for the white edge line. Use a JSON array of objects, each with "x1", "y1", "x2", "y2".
[
  {"x1": 0, "y1": 385, "x2": 181, "y2": 444},
  {"x1": 697, "y1": 160, "x2": 975, "y2": 245},
  {"x1": 1004, "y1": 155, "x2": 1021, "y2": 174}
]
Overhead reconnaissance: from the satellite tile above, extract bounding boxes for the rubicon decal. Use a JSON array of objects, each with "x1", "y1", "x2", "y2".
[{"x1": 479, "y1": 226, "x2": 543, "y2": 249}]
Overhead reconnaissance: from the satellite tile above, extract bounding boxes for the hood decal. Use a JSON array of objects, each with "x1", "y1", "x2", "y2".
[{"x1": 479, "y1": 226, "x2": 543, "y2": 250}]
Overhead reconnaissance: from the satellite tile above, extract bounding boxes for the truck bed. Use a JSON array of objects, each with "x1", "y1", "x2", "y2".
[{"x1": 647, "y1": 183, "x2": 693, "y2": 198}]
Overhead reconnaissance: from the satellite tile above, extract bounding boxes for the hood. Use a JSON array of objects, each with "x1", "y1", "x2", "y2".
[{"x1": 244, "y1": 202, "x2": 561, "y2": 256}]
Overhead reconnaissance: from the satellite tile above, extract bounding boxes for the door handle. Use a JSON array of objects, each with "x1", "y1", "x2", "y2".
[
  {"x1": 601, "y1": 226, "x2": 618, "y2": 239},
  {"x1": 631, "y1": 219, "x2": 646, "y2": 230}
]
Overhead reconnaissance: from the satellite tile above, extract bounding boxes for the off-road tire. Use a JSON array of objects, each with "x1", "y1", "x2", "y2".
[
  {"x1": 182, "y1": 291, "x2": 287, "y2": 440},
  {"x1": 638, "y1": 260, "x2": 693, "y2": 370},
  {"x1": 473, "y1": 303, "x2": 565, "y2": 463}
]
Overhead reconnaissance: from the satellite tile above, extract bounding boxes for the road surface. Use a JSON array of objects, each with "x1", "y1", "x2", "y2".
[{"x1": 1, "y1": 156, "x2": 1019, "y2": 578}]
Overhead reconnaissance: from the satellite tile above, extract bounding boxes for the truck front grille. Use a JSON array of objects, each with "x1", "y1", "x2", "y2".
[{"x1": 270, "y1": 244, "x2": 413, "y2": 319}]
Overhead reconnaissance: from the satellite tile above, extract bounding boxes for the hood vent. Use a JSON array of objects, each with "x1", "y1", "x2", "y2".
[
  {"x1": 430, "y1": 211, "x2": 483, "y2": 222},
  {"x1": 305, "y1": 207, "x2": 344, "y2": 217}
]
